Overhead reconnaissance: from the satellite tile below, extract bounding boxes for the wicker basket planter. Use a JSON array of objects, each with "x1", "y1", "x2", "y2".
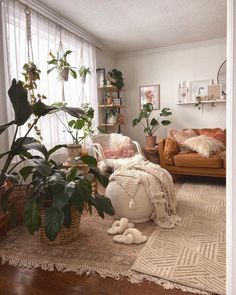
[
  {"x1": 8, "y1": 185, "x2": 28, "y2": 226},
  {"x1": 39, "y1": 207, "x2": 81, "y2": 246}
]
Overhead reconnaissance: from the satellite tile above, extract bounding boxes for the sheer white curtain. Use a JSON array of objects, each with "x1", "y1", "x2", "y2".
[{"x1": 1, "y1": 0, "x2": 98, "y2": 149}]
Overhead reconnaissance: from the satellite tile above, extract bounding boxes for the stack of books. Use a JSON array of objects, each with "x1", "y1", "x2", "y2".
[{"x1": 113, "y1": 98, "x2": 121, "y2": 106}]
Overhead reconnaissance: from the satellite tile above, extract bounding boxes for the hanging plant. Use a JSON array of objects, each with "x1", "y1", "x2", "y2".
[
  {"x1": 47, "y1": 50, "x2": 77, "y2": 81},
  {"x1": 78, "y1": 66, "x2": 92, "y2": 84}
]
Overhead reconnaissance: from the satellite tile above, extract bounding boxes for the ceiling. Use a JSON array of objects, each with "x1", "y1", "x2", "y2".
[{"x1": 36, "y1": 0, "x2": 226, "y2": 54}]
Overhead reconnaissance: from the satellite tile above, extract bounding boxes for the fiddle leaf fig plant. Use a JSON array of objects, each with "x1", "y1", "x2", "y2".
[{"x1": 132, "y1": 103, "x2": 172, "y2": 136}]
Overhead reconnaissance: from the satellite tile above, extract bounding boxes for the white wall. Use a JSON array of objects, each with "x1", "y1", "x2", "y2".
[
  {"x1": 96, "y1": 49, "x2": 115, "y2": 73},
  {"x1": 116, "y1": 39, "x2": 226, "y2": 147}
]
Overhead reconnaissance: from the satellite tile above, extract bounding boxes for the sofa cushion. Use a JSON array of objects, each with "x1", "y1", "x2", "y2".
[
  {"x1": 198, "y1": 129, "x2": 226, "y2": 145},
  {"x1": 164, "y1": 138, "x2": 180, "y2": 165},
  {"x1": 183, "y1": 135, "x2": 225, "y2": 158},
  {"x1": 173, "y1": 152, "x2": 223, "y2": 168}
]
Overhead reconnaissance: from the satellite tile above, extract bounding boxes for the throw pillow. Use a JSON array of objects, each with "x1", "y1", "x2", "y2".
[
  {"x1": 198, "y1": 129, "x2": 226, "y2": 145},
  {"x1": 183, "y1": 135, "x2": 225, "y2": 158},
  {"x1": 168, "y1": 128, "x2": 198, "y2": 151},
  {"x1": 164, "y1": 138, "x2": 180, "y2": 165}
]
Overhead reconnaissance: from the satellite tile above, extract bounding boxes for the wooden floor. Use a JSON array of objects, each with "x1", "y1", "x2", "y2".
[{"x1": 0, "y1": 264, "x2": 197, "y2": 295}]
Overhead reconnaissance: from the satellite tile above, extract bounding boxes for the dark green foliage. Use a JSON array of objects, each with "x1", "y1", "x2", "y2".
[{"x1": 108, "y1": 68, "x2": 124, "y2": 91}]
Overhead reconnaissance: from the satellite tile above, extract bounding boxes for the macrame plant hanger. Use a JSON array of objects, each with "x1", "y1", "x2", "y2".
[
  {"x1": 58, "y1": 26, "x2": 66, "y2": 101},
  {"x1": 25, "y1": 6, "x2": 34, "y2": 67},
  {"x1": 79, "y1": 45, "x2": 87, "y2": 107}
]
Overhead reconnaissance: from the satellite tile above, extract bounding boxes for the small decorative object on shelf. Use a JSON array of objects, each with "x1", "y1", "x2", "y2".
[{"x1": 97, "y1": 69, "x2": 125, "y2": 133}]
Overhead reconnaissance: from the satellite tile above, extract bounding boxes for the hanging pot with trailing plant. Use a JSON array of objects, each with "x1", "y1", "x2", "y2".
[
  {"x1": 79, "y1": 65, "x2": 92, "y2": 84},
  {"x1": 132, "y1": 103, "x2": 172, "y2": 148},
  {"x1": 47, "y1": 50, "x2": 77, "y2": 82}
]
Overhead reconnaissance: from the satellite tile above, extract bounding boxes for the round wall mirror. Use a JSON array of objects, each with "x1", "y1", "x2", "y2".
[{"x1": 217, "y1": 60, "x2": 226, "y2": 95}]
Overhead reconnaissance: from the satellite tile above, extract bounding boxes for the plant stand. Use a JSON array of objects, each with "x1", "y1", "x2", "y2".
[{"x1": 142, "y1": 146, "x2": 160, "y2": 164}]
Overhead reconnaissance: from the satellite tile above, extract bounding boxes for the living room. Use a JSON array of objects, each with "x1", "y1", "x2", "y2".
[{"x1": 0, "y1": 1, "x2": 235, "y2": 295}]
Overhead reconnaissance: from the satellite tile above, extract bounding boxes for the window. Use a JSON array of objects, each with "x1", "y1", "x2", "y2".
[{"x1": 2, "y1": 0, "x2": 97, "y2": 149}]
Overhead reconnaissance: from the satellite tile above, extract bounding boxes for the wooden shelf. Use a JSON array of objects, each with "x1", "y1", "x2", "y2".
[
  {"x1": 98, "y1": 104, "x2": 126, "y2": 108},
  {"x1": 97, "y1": 85, "x2": 125, "y2": 92},
  {"x1": 99, "y1": 123, "x2": 125, "y2": 127},
  {"x1": 176, "y1": 99, "x2": 227, "y2": 105}
]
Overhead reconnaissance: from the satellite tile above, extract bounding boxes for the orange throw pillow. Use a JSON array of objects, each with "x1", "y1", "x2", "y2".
[
  {"x1": 199, "y1": 129, "x2": 226, "y2": 145},
  {"x1": 164, "y1": 138, "x2": 180, "y2": 165}
]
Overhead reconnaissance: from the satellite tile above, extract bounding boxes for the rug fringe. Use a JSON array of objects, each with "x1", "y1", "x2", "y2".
[{"x1": 0, "y1": 252, "x2": 211, "y2": 295}]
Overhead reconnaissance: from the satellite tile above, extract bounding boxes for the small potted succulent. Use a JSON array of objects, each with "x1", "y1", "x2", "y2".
[
  {"x1": 47, "y1": 50, "x2": 77, "y2": 81},
  {"x1": 79, "y1": 65, "x2": 92, "y2": 84},
  {"x1": 132, "y1": 103, "x2": 172, "y2": 148}
]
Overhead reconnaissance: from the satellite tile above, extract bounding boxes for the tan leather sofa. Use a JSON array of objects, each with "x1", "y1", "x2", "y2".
[{"x1": 158, "y1": 129, "x2": 226, "y2": 178}]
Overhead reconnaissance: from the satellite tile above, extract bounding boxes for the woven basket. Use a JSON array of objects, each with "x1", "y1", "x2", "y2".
[
  {"x1": 39, "y1": 207, "x2": 81, "y2": 246},
  {"x1": 8, "y1": 185, "x2": 28, "y2": 226}
]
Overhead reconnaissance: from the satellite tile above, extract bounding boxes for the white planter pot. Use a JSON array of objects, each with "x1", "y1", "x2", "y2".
[
  {"x1": 81, "y1": 76, "x2": 86, "y2": 84},
  {"x1": 66, "y1": 144, "x2": 82, "y2": 162},
  {"x1": 57, "y1": 68, "x2": 69, "y2": 81},
  {"x1": 107, "y1": 115, "x2": 117, "y2": 124}
]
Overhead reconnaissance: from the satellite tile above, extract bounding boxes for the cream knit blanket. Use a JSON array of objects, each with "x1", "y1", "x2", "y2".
[{"x1": 109, "y1": 159, "x2": 181, "y2": 228}]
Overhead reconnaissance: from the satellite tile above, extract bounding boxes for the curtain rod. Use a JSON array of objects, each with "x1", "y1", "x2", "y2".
[{"x1": 16, "y1": 0, "x2": 106, "y2": 52}]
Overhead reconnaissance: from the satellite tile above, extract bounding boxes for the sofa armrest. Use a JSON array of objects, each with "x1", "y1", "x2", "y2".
[{"x1": 158, "y1": 139, "x2": 166, "y2": 167}]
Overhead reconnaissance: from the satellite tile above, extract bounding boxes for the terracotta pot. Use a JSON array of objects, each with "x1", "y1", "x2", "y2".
[
  {"x1": 67, "y1": 144, "x2": 82, "y2": 162},
  {"x1": 57, "y1": 68, "x2": 69, "y2": 81},
  {"x1": 145, "y1": 136, "x2": 157, "y2": 148}
]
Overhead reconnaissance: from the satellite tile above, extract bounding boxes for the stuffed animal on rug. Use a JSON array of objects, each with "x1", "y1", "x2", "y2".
[{"x1": 113, "y1": 228, "x2": 148, "y2": 245}]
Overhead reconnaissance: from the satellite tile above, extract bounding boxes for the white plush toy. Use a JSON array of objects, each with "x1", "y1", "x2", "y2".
[
  {"x1": 113, "y1": 228, "x2": 148, "y2": 245},
  {"x1": 107, "y1": 217, "x2": 134, "y2": 235}
]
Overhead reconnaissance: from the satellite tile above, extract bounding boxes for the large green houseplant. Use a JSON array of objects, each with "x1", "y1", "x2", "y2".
[
  {"x1": 0, "y1": 79, "x2": 85, "y2": 221},
  {"x1": 22, "y1": 147, "x2": 114, "y2": 242},
  {"x1": 132, "y1": 103, "x2": 172, "y2": 148},
  {"x1": 108, "y1": 68, "x2": 124, "y2": 91}
]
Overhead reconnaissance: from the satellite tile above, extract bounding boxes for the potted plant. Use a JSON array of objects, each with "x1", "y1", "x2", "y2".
[
  {"x1": 53, "y1": 103, "x2": 95, "y2": 161},
  {"x1": 0, "y1": 79, "x2": 85, "y2": 231},
  {"x1": 108, "y1": 68, "x2": 124, "y2": 91},
  {"x1": 47, "y1": 50, "x2": 77, "y2": 81},
  {"x1": 132, "y1": 103, "x2": 172, "y2": 148},
  {"x1": 22, "y1": 147, "x2": 114, "y2": 244},
  {"x1": 79, "y1": 65, "x2": 92, "y2": 84}
]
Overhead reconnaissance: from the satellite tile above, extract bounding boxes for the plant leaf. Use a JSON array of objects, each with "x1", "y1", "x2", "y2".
[
  {"x1": 30, "y1": 158, "x2": 52, "y2": 177},
  {"x1": 32, "y1": 100, "x2": 57, "y2": 117},
  {"x1": 161, "y1": 120, "x2": 171, "y2": 126},
  {"x1": 44, "y1": 207, "x2": 64, "y2": 241},
  {"x1": 89, "y1": 167, "x2": 109, "y2": 188},
  {"x1": 19, "y1": 166, "x2": 34, "y2": 181},
  {"x1": 8, "y1": 79, "x2": 32, "y2": 126},
  {"x1": 24, "y1": 198, "x2": 41, "y2": 235},
  {"x1": 150, "y1": 118, "x2": 158, "y2": 126},
  {"x1": 48, "y1": 172, "x2": 65, "y2": 194},
  {"x1": 47, "y1": 144, "x2": 67, "y2": 160},
  {"x1": 69, "y1": 68, "x2": 77, "y2": 79},
  {"x1": 80, "y1": 155, "x2": 97, "y2": 167},
  {"x1": 0, "y1": 186, "x2": 14, "y2": 212},
  {"x1": 53, "y1": 190, "x2": 69, "y2": 210},
  {"x1": 62, "y1": 204, "x2": 72, "y2": 228},
  {"x1": 0, "y1": 121, "x2": 15, "y2": 135},
  {"x1": 61, "y1": 106, "x2": 85, "y2": 118}
]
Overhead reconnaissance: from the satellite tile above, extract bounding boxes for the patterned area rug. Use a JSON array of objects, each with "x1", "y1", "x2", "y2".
[
  {"x1": 0, "y1": 213, "x2": 155, "y2": 279},
  {"x1": 132, "y1": 182, "x2": 226, "y2": 295}
]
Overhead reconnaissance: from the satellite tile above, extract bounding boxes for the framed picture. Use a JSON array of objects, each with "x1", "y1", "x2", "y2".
[
  {"x1": 96, "y1": 68, "x2": 105, "y2": 87},
  {"x1": 190, "y1": 80, "x2": 212, "y2": 101},
  {"x1": 140, "y1": 85, "x2": 160, "y2": 109}
]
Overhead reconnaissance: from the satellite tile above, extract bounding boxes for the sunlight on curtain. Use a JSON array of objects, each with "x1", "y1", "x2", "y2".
[{"x1": 2, "y1": 0, "x2": 97, "y2": 149}]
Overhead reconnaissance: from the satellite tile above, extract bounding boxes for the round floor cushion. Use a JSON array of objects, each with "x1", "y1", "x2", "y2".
[{"x1": 106, "y1": 181, "x2": 153, "y2": 223}]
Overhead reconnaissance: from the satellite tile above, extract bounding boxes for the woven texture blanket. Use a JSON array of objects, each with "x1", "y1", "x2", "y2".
[{"x1": 109, "y1": 159, "x2": 181, "y2": 228}]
